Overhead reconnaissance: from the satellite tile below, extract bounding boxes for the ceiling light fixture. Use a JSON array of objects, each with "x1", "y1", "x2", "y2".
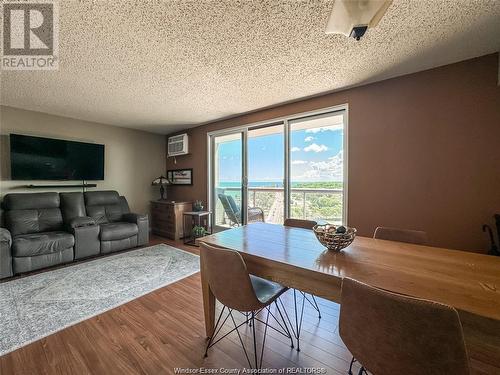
[{"x1": 325, "y1": 0, "x2": 393, "y2": 41}]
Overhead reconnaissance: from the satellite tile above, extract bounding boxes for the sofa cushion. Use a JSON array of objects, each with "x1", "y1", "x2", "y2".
[
  {"x1": 6, "y1": 208, "x2": 64, "y2": 236},
  {"x1": 84, "y1": 191, "x2": 125, "y2": 224},
  {"x1": 85, "y1": 206, "x2": 108, "y2": 224},
  {"x1": 3, "y1": 193, "x2": 59, "y2": 210},
  {"x1": 86, "y1": 205, "x2": 123, "y2": 224},
  {"x1": 60, "y1": 192, "x2": 86, "y2": 222},
  {"x1": 100, "y1": 222, "x2": 138, "y2": 241},
  {"x1": 12, "y1": 231, "x2": 75, "y2": 257},
  {"x1": 84, "y1": 191, "x2": 119, "y2": 206},
  {"x1": 3, "y1": 192, "x2": 64, "y2": 236}
]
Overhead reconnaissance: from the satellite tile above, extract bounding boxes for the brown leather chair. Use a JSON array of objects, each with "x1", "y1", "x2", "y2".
[
  {"x1": 284, "y1": 218, "x2": 316, "y2": 230},
  {"x1": 283, "y1": 218, "x2": 320, "y2": 352},
  {"x1": 339, "y1": 278, "x2": 470, "y2": 375},
  {"x1": 200, "y1": 242, "x2": 294, "y2": 368},
  {"x1": 373, "y1": 226, "x2": 428, "y2": 245}
]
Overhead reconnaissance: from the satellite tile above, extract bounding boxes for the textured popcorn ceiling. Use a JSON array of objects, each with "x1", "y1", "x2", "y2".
[{"x1": 1, "y1": 0, "x2": 499, "y2": 134}]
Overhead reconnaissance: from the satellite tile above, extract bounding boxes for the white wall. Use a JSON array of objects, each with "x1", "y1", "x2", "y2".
[{"x1": 0, "y1": 106, "x2": 166, "y2": 214}]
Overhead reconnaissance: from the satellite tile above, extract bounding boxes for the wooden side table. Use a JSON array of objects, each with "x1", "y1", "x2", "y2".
[
  {"x1": 151, "y1": 201, "x2": 192, "y2": 240},
  {"x1": 183, "y1": 211, "x2": 213, "y2": 246}
]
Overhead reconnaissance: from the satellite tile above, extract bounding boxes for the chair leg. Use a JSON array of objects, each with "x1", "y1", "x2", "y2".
[
  {"x1": 278, "y1": 296, "x2": 300, "y2": 350},
  {"x1": 229, "y1": 309, "x2": 252, "y2": 368},
  {"x1": 301, "y1": 291, "x2": 322, "y2": 319},
  {"x1": 348, "y1": 357, "x2": 355, "y2": 375},
  {"x1": 275, "y1": 300, "x2": 294, "y2": 348},
  {"x1": 254, "y1": 300, "x2": 294, "y2": 349},
  {"x1": 311, "y1": 295, "x2": 322, "y2": 319},
  {"x1": 348, "y1": 357, "x2": 367, "y2": 375},
  {"x1": 293, "y1": 289, "x2": 305, "y2": 351},
  {"x1": 204, "y1": 306, "x2": 226, "y2": 357},
  {"x1": 251, "y1": 312, "x2": 258, "y2": 368},
  {"x1": 205, "y1": 305, "x2": 281, "y2": 369},
  {"x1": 259, "y1": 307, "x2": 271, "y2": 368},
  {"x1": 205, "y1": 307, "x2": 251, "y2": 363}
]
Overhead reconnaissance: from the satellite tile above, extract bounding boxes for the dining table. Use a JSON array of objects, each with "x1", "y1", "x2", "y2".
[{"x1": 198, "y1": 222, "x2": 500, "y2": 372}]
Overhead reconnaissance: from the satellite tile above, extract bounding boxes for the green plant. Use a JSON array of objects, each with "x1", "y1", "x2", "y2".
[
  {"x1": 192, "y1": 225, "x2": 207, "y2": 238},
  {"x1": 193, "y1": 200, "x2": 204, "y2": 211}
]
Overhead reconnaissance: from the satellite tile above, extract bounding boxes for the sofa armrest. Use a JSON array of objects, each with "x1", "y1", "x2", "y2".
[
  {"x1": 122, "y1": 213, "x2": 148, "y2": 223},
  {"x1": 68, "y1": 216, "x2": 96, "y2": 229},
  {"x1": 0, "y1": 228, "x2": 13, "y2": 278},
  {"x1": 67, "y1": 217, "x2": 100, "y2": 260},
  {"x1": 0, "y1": 228, "x2": 12, "y2": 246},
  {"x1": 122, "y1": 213, "x2": 149, "y2": 246}
]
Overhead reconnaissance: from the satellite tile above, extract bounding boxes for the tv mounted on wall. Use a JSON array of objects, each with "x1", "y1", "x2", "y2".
[{"x1": 10, "y1": 134, "x2": 105, "y2": 181}]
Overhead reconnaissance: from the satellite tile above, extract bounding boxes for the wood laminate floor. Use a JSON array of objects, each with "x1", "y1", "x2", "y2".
[{"x1": 0, "y1": 237, "x2": 494, "y2": 374}]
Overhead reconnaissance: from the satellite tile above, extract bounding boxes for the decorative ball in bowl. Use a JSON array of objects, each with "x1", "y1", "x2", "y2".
[{"x1": 312, "y1": 224, "x2": 357, "y2": 252}]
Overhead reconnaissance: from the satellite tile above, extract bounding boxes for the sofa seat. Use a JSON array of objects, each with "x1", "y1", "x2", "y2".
[
  {"x1": 100, "y1": 222, "x2": 138, "y2": 241},
  {"x1": 12, "y1": 231, "x2": 75, "y2": 257}
]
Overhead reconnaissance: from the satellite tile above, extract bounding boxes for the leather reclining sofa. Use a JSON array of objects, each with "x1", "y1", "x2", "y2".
[{"x1": 0, "y1": 190, "x2": 148, "y2": 279}]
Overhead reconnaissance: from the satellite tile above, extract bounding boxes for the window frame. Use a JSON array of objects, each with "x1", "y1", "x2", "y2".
[{"x1": 207, "y1": 104, "x2": 349, "y2": 228}]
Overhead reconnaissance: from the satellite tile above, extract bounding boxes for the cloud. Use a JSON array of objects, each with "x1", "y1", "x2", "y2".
[
  {"x1": 292, "y1": 150, "x2": 344, "y2": 181},
  {"x1": 291, "y1": 147, "x2": 301, "y2": 152},
  {"x1": 305, "y1": 126, "x2": 343, "y2": 134},
  {"x1": 303, "y1": 143, "x2": 328, "y2": 153},
  {"x1": 304, "y1": 136, "x2": 314, "y2": 142},
  {"x1": 291, "y1": 160, "x2": 308, "y2": 165}
]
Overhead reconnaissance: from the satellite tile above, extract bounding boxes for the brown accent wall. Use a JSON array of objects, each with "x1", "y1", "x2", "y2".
[{"x1": 166, "y1": 53, "x2": 500, "y2": 253}]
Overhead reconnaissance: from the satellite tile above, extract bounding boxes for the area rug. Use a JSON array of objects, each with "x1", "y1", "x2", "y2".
[{"x1": 0, "y1": 244, "x2": 200, "y2": 356}]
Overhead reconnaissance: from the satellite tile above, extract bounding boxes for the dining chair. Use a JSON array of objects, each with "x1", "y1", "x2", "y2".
[
  {"x1": 339, "y1": 278, "x2": 470, "y2": 375},
  {"x1": 282, "y1": 218, "x2": 320, "y2": 352},
  {"x1": 200, "y1": 242, "x2": 294, "y2": 369},
  {"x1": 373, "y1": 226, "x2": 428, "y2": 245}
]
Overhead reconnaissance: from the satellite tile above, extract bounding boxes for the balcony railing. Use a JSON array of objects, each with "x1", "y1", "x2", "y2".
[{"x1": 216, "y1": 186, "x2": 343, "y2": 225}]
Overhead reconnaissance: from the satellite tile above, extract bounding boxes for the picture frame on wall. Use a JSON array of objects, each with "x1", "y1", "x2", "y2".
[{"x1": 167, "y1": 168, "x2": 193, "y2": 185}]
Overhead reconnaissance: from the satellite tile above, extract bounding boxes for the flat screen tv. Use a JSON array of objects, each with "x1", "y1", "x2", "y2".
[{"x1": 10, "y1": 134, "x2": 105, "y2": 180}]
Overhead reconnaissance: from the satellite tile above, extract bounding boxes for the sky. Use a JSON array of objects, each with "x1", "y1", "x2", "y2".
[{"x1": 216, "y1": 124, "x2": 344, "y2": 184}]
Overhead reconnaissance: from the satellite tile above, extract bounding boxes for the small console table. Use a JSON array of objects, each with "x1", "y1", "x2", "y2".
[{"x1": 183, "y1": 211, "x2": 213, "y2": 246}]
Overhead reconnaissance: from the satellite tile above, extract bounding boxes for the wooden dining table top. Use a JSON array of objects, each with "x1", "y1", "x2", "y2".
[{"x1": 199, "y1": 222, "x2": 500, "y2": 321}]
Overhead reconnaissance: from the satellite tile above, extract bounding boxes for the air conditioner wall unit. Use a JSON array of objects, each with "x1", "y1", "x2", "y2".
[{"x1": 168, "y1": 133, "x2": 189, "y2": 157}]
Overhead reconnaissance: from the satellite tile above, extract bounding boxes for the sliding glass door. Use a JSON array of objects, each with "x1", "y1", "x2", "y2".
[
  {"x1": 209, "y1": 106, "x2": 346, "y2": 231},
  {"x1": 212, "y1": 132, "x2": 245, "y2": 229},
  {"x1": 248, "y1": 124, "x2": 285, "y2": 224},
  {"x1": 289, "y1": 112, "x2": 345, "y2": 225}
]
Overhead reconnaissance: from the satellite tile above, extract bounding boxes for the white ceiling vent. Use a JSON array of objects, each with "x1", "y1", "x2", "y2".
[{"x1": 168, "y1": 133, "x2": 189, "y2": 157}]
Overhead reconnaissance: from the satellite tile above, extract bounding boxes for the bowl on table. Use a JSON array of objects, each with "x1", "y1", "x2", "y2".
[{"x1": 312, "y1": 224, "x2": 357, "y2": 252}]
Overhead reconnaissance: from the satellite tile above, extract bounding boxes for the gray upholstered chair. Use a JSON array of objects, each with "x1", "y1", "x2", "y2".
[
  {"x1": 218, "y1": 193, "x2": 264, "y2": 226},
  {"x1": 373, "y1": 226, "x2": 428, "y2": 245},
  {"x1": 84, "y1": 191, "x2": 148, "y2": 254},
  {"x1": 339, "y1": 278, "x2": 470, "y2": 375},
  {"x1": 2, "y1": 193, "x2": 75, "y2": 274},
  {"x1": 201, "y1": 242, "x2": 294, "y2": 368}
]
